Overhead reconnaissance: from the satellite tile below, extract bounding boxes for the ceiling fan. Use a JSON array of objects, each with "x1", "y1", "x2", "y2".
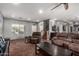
[{"x1": 51, "y1": 3, "x2": 68, "y2": 10}]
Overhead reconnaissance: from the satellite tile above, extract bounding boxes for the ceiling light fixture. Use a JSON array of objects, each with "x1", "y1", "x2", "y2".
[{"x1": 39, "y1": 9, "x2": 43, "y2": 14}]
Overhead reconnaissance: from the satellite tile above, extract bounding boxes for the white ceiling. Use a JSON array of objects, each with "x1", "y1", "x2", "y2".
[
  {"x1": 49, "y1": 3, "x2": 79, "y2": 22},
  {"x1": 0, "y1": 3, "x2": 57, "y2": 22},
  {"x1": 0, "y1": 3, "x2": 79, "y2": 22}
]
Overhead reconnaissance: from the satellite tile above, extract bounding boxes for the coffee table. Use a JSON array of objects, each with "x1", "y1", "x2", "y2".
[{"x1": 36, "y1": 42, "x2": 72, "y2": 56}]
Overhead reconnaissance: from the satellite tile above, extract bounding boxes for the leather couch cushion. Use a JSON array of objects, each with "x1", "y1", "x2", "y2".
[
  {"x1": 72, "y1": 33, "x2": 79, "y2": 39},
  {"x1": 58, "y1": 37, "x2": 66, "y2": 40},
  {"x1": 52, "y1": 37, "x2": 57, "y2": 40},
  {"x1": 72, "y1": 39, "x2": 79, "y2": 44},
  {"x1": 69, "y1": 43, "x2": 79, "y2": 53},
  {"x1": 64, "y1": 39, "x2": 72, "y2": 42},
  {"x1": 56, "y1": 33, "x2": 68, "y2": 38},
  {"x1": 53, "y1": 39, "x2": 64, "y2": 46}
]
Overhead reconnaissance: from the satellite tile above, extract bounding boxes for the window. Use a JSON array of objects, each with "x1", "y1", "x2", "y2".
[
  {"x1": 32, "y1": 23, "x2": 37, "y2": 32},
  {"x1": 12, "y1": 24, "x2": 24, "y2": 34},
  {"x1": 39, "y1": 22, "x2": 44, "y2": 32}
]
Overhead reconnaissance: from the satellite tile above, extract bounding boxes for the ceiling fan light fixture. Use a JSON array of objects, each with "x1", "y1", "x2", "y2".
[{"x1": 63, "y1": 3, "x2": 68, "y2": 10}]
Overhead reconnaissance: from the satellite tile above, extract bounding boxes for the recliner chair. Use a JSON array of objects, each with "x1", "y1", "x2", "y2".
[{"x1": 30, "y1": 32, "x2": 41, "y2": 44}]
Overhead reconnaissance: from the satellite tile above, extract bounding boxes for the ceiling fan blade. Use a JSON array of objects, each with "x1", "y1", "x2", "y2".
[
  {"x1": 51, "y1": 3, "x2": 68, "y2": 11},
  {"x1": 63, "y1": 3, "x2": 68, "y2": 10},
  {"x1": 51, "y1": 3, "x2": 62, "y2": 10}
]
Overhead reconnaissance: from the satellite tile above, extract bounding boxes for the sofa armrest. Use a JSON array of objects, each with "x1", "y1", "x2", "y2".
[
  {"x1": 0, "y1": 48, "x2": 3, "y2": 55},
  {"x1": 4, "y1": 39, "x2": 10, "y2": 56},
  {"x1": 52, "y1": 37, "x2": 57, "y2": 40}
]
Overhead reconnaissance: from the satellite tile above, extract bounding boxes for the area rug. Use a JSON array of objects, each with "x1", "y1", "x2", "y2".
[{"x1": 9, "y1": 39, "x2": 35, "y2": 56}]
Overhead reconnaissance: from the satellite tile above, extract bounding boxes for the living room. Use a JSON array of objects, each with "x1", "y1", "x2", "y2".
[{"x1": 0, "y1": 3, "x2": 79, "y2": 56}]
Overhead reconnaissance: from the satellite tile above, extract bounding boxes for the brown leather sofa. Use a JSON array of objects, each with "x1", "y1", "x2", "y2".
[
  {"x1": 52, "y1": 33, "x2": 79, "y2": 55},
  {"x1": 68, "y1": 34, "x2": 79, "y2": 54},
  {"x1": 52, "y1": 33, "x2": 69, "y2": 47}
]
